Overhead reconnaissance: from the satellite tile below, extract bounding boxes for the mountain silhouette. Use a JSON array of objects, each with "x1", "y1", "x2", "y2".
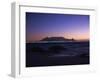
[{"x1": 40, "y1": 37, "x2": 75, "y2": 41}]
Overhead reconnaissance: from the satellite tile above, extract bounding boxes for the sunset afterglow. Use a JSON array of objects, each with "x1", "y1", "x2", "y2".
[{"x1": 26, "y1": 12, "x2": 89, "y2": 43}]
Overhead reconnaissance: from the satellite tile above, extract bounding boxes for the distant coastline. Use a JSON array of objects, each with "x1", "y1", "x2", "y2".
[{"x1": 26, "y1": 37, "x2": 89, "y2": 43}]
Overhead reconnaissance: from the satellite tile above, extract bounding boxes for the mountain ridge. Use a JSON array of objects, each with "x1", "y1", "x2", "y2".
[{"x1": 40, "y1": 37, "x2": 75, "y2": 41}]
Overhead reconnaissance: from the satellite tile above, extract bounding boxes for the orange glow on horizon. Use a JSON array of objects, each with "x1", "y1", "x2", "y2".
[
  {"x1": 27, "y1": 33, "x2": 89, "y2": 43},
  {"x1": 64, "y1": 34, "x2": 89, "y2": 40}
]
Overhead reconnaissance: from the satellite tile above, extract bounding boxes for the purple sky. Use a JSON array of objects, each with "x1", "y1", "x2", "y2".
[{"x1": 26, "y1": 12, "x2": 89, "y2": 43}]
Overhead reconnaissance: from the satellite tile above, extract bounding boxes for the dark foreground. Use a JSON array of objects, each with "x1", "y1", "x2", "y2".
[{"x1": 26, "y1": 41, "x2": 89, "y2": 67}]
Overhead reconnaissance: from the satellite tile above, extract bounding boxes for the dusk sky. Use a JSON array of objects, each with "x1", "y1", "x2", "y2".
[{"x1": 26, "y1": 12, "x2": 89, "y2": 43}]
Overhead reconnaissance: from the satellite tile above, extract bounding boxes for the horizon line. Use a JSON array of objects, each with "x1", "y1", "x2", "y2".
[{"x1": 26, "y1": 39, "x2": 89, "y2": 43}]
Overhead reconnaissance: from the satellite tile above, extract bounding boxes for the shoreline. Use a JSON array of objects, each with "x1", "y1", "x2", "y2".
[{"x1": 27, "y1": 41, "x2": 89, "y2": 44}]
